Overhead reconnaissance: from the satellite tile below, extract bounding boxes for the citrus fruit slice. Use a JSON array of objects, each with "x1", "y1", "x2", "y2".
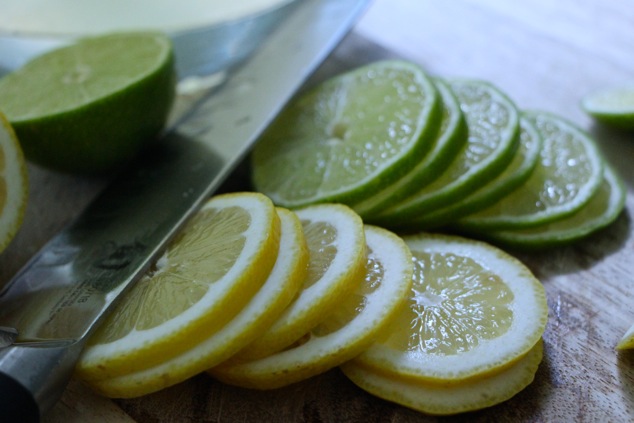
[
  {"x1": 617, "y1": 323, "x2": 634, "y2": 350},
  {"x1": 354, "y1": 233, "x2": 548, "y2": 384},
  {"x1": 0, "y1": 32, "x2": 176, "y2": 174},
  {"x1": 0, "y1": 112, "x2": 28, "y2": 253},
  {"x1": 458, "y1": 111, "x2": 604, "y2": 231},
  {"x1": 481, "y1": 165, "x2": 625, "y2": 249},
  {"x1": 76, "y1": 192, "x2": 280, "y2": 381},
  {"x1": 581, "y1": 84, "x2": 634, "y2": 130},
  {"x1": 251, "y1": 60, "x2": 442, "y2": 208},
  {"x1": 209, "y1": 225, "x2": 413, "y2": 390},
  {"x1": 407, "y1": 114, "x2": 542, "y2": 229},
  {"x1": 82, "y1": 207, "x2": 307, "y2": 397},
  {"x1": 372, "y1": 78, "x2": 520, "y2": 225},
  {"x1": 353, "y1": 78, "x2": 468, "y2": 218},
  {"x1": 231, "y1": 203, "x2": 367, "y2": 361},
  {"x1": 341, "y1": 339, "x2": 543, "y2": 416}
]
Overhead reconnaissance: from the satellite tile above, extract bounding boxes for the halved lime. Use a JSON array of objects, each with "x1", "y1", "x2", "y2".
[
  {"x1": 371, "y1": 79, "x2": 520, "y2": 225},
  {"x1": 352, "y1": 78, "x2": 468, "y2": 218},
  {"x1": 458, "y1": 111, "x2": 604, "y2": 231},
  {"x1": 477, "y1": 165, "x2": 625, "y2": 249},
  {"x1": 251, "y1": 60, "x2": 442, "y2": 208},
  {"x1": 0, "y1": 32, "x2": 176, "y2": 174},
  {"x1": 581, "y1": 84, "x2": 634, "y2": 130},
  {"x1": 407, "y1": 114, "x2": 542, "y2": 229}
]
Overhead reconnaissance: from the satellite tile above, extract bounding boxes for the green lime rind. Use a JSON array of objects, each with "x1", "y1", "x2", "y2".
[
  {"x1": 251, "y1": 60, "x2": 442, "y2": 209},
  {"x1": 405, "y1": 114, "x2": 543, "y2": 230},
  {"x1": 0, "y1": 32, "x2": 176, "y2": 174},
  {"x1": 457, "y1": 110, "x2": 605, "y2": 231},
  {"x1": 581, "y1": 84, "x2": 634, "y2": 130},
  {"x1": 352, "y1": 78, "x2": 468, "y2": 218},
  {"x1": 371, "y1": 78, "x2": 521, "y2": 225},
  {"x1": 470, "y1": 165, "x2": 626, "y2": 250}
]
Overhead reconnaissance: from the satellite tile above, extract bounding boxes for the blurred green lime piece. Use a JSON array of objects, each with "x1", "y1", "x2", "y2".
[
  {"x1": 372, "y1": 78, "x2": 520, "y2": 225},
  {"x1": 581, "y1": 84, "x2": 634, "y2": 130},
  {"x1": 0, "y1": 31, "x2": 176, "y2": 174},
  {"x1": 251, "y1": 60, "x2": 442, "y2": 209},
  {"x1": 458, "y1": 111, "x2": 604, "y2": 231}
]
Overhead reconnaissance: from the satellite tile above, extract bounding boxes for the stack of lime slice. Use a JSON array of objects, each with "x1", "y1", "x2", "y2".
[{"x1": 252, "y1": 60, "x2": 625, "y2": 249}]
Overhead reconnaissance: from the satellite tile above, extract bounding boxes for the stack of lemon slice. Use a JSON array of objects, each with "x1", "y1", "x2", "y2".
[{"x1": 74, "y1": 192, "x2": 549, "y2": 416}]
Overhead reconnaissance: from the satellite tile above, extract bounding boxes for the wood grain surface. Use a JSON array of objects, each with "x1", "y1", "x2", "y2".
[{"x1": 1, "y1": 0, "x2": 633, "y2": 421}]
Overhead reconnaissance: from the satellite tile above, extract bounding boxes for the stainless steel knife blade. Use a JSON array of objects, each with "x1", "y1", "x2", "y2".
[{"x1": 0, "y1": 0, "x2": 371, "y2": 420}]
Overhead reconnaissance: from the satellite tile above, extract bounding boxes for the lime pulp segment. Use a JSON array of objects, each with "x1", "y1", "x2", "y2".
[
  {"x1": 407, "y1": 114, "x2": 543, "y2": 229},
  {"x1": 458, "y1": 110, "x2": 604, "y2": 231},
  {"x1": 251, "y1": 60, "x2": 442, "y2": 208}
]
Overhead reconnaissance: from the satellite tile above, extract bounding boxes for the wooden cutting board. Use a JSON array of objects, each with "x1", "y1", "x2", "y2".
[{"x1": 1, "y1": 0, "x2": 633, "y2": 421}]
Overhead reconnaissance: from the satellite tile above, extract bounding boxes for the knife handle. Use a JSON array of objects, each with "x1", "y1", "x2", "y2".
[{"x1": 0, "y1": 339, "x2": 85, "y2": 422}]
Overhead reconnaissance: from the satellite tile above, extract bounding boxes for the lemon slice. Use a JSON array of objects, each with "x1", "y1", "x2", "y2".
[
  {"x1": 76, "y1": 192, "x2": 281, "y2": 381},
  {"x1": 209, "y1": 225, "x2": 414, "y2": 389},
  {"x1": 342, "y1": 339, "x2": 543, "y2": 416},
  {"x1": 483, "y1": 165, "x2": 626, "y2": 249},
  {"x1": 82, "y1": 208, "x2": 307, "y2": 398},
  {"x1": 409, "y1": 115, "x2": 542, "y2": 229},
  {"x1": 355, "y1": 233, "x2": 548, "y2": 384},
  {"x1": 353, "y1": 78, "x2": 468, "y2": 218},
  {"x1": 0, "y1": 112, "x2": 28, "y2": 253},
  {"x1": 374, "y1": 78, "x2": 520, "y2": 224},
  {"x1": 459, "y1": 111, "x2": 604, "y2": 231},
  {"x1": 251, "y1": 60, "x2": 441, "y2": 208},
  {"x1": 581, "y1": 84, "x2": 634, "y2": 130},
  {"x1": 617, "y1": 323, "x2": 634, "y2": 350},
  {"x1": 0, "y1": 32, "x2": 176, "y2": 174},
  {"x1": 230, "y1": 203, "x2": 367, "y2": 361}
]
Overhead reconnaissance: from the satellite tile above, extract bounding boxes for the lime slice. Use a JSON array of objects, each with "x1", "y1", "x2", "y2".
[
  {"x1": 408, "y1": 114, "x2": 542, "y2": 229},
  {"x1": 251, "y1": 60, "x2": 442, "y2": 208},
  {"x1": 0, "y1": 32, "x2": 176, "y2": 174},
  {"x1": 581, "y1": 84, "x2": 634, "y2": 130},
  {"x1": 458, "y1": 111, "x2": 604, "y2": 231},
  {"x1": 480, "y1": 165, "x2": 625, "y2": 249},
  {"x1": 372, "y1": 78, "x2": 520, "y2": 225},
  {"x1": 352, "y1": 78, "x2": 468, "y2": 218}
]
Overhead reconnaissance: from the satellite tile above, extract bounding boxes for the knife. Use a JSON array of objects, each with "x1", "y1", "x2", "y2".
[{"x1": 0, "y1": 0, "x2": 370, "y2": 420}]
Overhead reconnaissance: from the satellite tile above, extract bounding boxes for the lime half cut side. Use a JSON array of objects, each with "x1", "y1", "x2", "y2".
[
  {"x1": 373, "y1": 78, "x2": 521, "y2": 225},
  {"x1": 458, "y1": 111, "x2": 604, "y2": 231},
  {"x1": 408, "y1": 115, "x2": 542, "y2": 230},
  {"x1": 581, "y1": 84, "x2": 634, "y2": 130},
  {"x1": 0, "y1": 32, "x2": 176, "y2": 174},
  {"x1": 251, "y1": 60, "x2": 442, "y2": 209},
  {"x1": 481, "y1": 165, "x2": 625, "y2": 249},
  {"x1": 352, "y1": 78, "x2": 468, "y2": 218}
]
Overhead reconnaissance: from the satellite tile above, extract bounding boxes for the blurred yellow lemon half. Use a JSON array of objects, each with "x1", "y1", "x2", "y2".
[
  {"x1": 76, "y1": 192, "x2": 280, "y2": 381},
  {"x1": 342, "y1": 339, "x2": 543, "y2": 416},
  {"x1": 355, "y1": 233, "x2": 548, "y2": 384},
  {"x1": 0, "y1": 112, "x2": 27, "y2": 253},
  {"x1": 209, "y1": 225, "x2": 413, "y2": 390},
  {"x1": 617, "y1": 322, "x2": 634, "y2": 350},
  {"x1": 84, "y1": 207, "x2": 307, "y2": 398},
  {"x1": 230, "y1": 203, "x2": 367, "y2": 361}
]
